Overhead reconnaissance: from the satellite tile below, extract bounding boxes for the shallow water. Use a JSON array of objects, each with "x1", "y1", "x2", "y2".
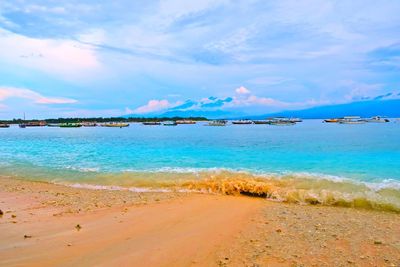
[{"x1": 1, "y1": 120, "x2": 400, "y2": 210}]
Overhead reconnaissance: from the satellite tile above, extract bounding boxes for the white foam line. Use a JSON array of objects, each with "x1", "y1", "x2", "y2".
[
  {"x1": 60, "y1": 182, "x2": 194, "y2": 193},
  {"x1": 54, "y1": 167, "x2": 400, "y2": 192}
]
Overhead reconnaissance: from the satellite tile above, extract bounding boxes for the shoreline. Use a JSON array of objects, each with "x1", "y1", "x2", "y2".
[
  {"x1": 1, "y1": 176, "x2": 399, "y2": 266},
  {"x1": 2, "y1": 169, "x2": 400, "y2": 213}
]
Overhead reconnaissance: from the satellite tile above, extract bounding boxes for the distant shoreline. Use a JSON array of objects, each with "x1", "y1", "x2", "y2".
[{"x1": 0, "y1": 116, "x2": 209, "y2": 124}]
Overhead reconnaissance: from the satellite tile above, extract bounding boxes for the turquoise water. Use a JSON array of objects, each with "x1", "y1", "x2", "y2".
[
  {"x1": 1, "y1": 120, "x2": 400, "y2": 210},
  {"x1": 1, "y1": 120, "x2": 399, "y2": 180}
]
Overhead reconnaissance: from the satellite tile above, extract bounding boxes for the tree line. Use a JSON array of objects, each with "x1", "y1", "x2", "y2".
[{"x1": 0, "y1": 117, "x2": 208, "y2": 124}]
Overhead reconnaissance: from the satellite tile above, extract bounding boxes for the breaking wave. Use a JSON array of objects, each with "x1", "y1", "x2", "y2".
[{"x1": 53, "y1": 168, "x2": 400, "y2": 212}]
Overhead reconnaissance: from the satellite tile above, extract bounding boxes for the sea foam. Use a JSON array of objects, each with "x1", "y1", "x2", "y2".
[{"x1": 53, "y1": 169, "x2": 400, "y2": 212}]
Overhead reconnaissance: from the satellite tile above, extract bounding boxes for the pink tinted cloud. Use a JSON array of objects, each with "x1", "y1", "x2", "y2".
[{"x1": 0, "y1": 86, "x2": 77, "y2": 104}]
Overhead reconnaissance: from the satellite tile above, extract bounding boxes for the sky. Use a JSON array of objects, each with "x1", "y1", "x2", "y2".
[{"x1": 0, "y1": 0, "x2": 400, "y2": 119}]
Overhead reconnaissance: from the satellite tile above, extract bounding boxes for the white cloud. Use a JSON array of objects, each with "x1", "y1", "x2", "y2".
[
  {"x1": 0, "y1": 29, "x2": 101, "y2": 80},
  {"x1": 0, "y1": 86, "x2": 77, "y2": 104},
  {"x1": 124, "y1": 107, "x2": 134, "y2": 114},
  {"x1": 205, "y1": 26, "x2": 256, "y2": 55},
  {"x1": 23, "y1": 4, "x2": 66, "y2": 14},
  {"x1": 235, "y1": 86, "x2": 251, "y2": 95},
  {"x1": 156, "y1": 0, "x2": 229, "y2": 27},
  {"x1": 133, "y1": 99, "x2": 174, "y2": 114},
  {"x1": 0, "y1": 14, "x2": 19, "y2": 29},
  {"x1": 229, "y1": 86, "x2": 329, "y2": 110},
  {"x1": 247, "y1": 76, "x2": 292, "y2": 86},
  {"x1": 131, "y1": 86, "x2": 330, "y2": 115},
  {"x1": 57, "y1": 108, "x2": 126, "y2": 118},
  {"x1": 341, "y1": 80, "x2": 384, "y2": 101},
  {"x1": 78, "y1": 29, "x2": 107, "y2": 45}
]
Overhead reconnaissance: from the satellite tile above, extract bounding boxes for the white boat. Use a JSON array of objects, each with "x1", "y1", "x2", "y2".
[
  {"x1": 268, "y1": 117, "x2": 295, "y2": 126},
  {"x1": 339, "y1": 116, "x2": 366, "y2": 124},
  {"x1": 207, "y1": 120, "x2": 227, "y2": 126},
  {"x1": 365, "y1": 116, "x2": 389, "y2": 123}
]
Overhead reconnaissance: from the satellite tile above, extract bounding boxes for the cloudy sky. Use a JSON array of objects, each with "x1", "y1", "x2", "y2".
[{"x1": 0, "y1": 0, "x2": 399, "y2": 118}]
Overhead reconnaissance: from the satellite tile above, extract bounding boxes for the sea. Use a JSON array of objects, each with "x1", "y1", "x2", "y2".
[{"x1": 1, "y1": 120, "x2": 400, "y2": 211}]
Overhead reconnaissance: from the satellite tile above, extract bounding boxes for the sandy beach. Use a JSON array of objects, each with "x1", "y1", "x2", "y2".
[{"x1": 1, "y1": 176, "x2": 399, "y2": 267}]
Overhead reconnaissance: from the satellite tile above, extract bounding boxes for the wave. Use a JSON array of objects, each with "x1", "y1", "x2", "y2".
[
  {"x1": 51, "y1": 169, "x2": 400, "y2": 212},
  {"x1": 64, "y1": 166, "x2": 100, "y2": 172}
]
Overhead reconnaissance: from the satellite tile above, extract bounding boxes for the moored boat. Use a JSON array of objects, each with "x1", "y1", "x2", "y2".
[
  {"x1": 162, "y1": 121, "x2": 177, "y2": 126},
  {"x1": 47, "y1": 124, "x2": 60, "y2": 127},
  {"x1": 59, "y1": 123, "x2": 81, "y2": 128},
  {"x1": 19, "y1": 113, "x2": 26, "y2": 128},
  {"x1": 102, "y1": 122, "x2": 129, "y2": 128},
  {"x1": 339, "y1": 116, "x2": 366, "y2": 124},
  {"x1": 268, "y1": 117, "x2": 295, "y2": 126},
  {"x1": 324, "y1": 118, "x2": 340, "y2": 123},
  {"x1": 0, "y1": 123, "x2": 10, "y2": 128},
  {"x1": 143, "y1": 121, "x2": 161, "y2": 126},
  {"x1": 26, "y1": 121, "x2": 47, "y2": 127},
  {"x1": 81, "y1": 122, "x2": 97, "y2": 127},
  {"x1": 176, "y1": 120, "x2": 196, "y2": 124},
  {"x1": 289, "y1": 118, "x2": 302, "y2": 123},
  {"x1": 365, "y1": 116, "x2": 390, "y2": 123},
  {"x1": 207, "y1": 120, "x2": 227, "y2": 126},
  {"x1": 232, "y1": 120, "x2": 253, "y2": 125},
  {"x1": 252, "y1": 120, "x2": 269, "y2": 124}
]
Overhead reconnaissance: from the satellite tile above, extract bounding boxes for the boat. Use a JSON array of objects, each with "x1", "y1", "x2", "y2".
[
  {"x1": 59, "y1": 123, "x2": 81, "y2": 128},
  {"x1": 324, "y1": 118, "x2": 340, "y2": 123},
  {"x1": 102, "y1": 122, "x2": 129, "y2": 128},
  {"x1": 162, "y1": 121, "x2": 177, "y2": 126},
  {"x1": 176, "y1": 120, "x2": 196, "y2": 124},
  {"x1": 25, "y1": 121, "x2": 47, "y2": 127},
  {"x1": 232, "y1": 120, "x2": 253, "y2": 125},
  {"x1": 339, "y1": 116, "x2": 366, "y2": 124},
  {"x1": 0, "y1": 123, "x2": 10, "y2": 128},
  {"x1": 289, "y1": 118, "x2": 302, "y2": 123},
  {"x1": 81, "y1": 122, "x2": 97, "y2": 127},
  {"x1": 268, "y1": 117, "x2": 295, "y2": 126},
  {"x1": 365, "y1": 116, "x2": 390, "y2": 123},
  {"x1": 19, "y1": 113, "x2": 26, "y2": 128},
  {"x1": 207, "y1": 120, "x2": 227, "y2": 126},
  {"x1": 252, "y1": 120, "x2": 270, "y2": 124},
  {"x1": 47, "y1": 124, "x2": 60, "y2": 127},
  {"x1": 142, "y1": 121, "x2": 161, "y2": 126}
]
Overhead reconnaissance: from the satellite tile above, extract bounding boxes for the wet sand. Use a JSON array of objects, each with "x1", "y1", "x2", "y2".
[{"x1": 1, "y1": 177, "x2": 399, "y2": 266}]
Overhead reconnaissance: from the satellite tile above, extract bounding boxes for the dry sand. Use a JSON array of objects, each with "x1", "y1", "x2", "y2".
[{"x1": 0, "y1": 176, "x2": 399, "y2": 267}]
